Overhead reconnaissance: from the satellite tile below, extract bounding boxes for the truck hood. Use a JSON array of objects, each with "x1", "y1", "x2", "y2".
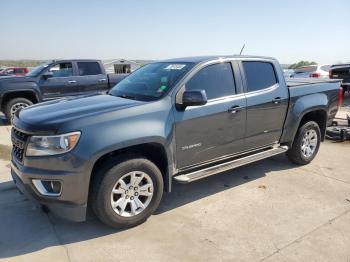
[
  {"x1": 15, "y1": 94, "x2": 145, "y2": 132},
  {"x1": 0, "y1": 76, "x2": 35, "y2": 84}
]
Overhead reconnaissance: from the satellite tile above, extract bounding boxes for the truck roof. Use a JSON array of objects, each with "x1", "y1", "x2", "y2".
[
  {"x1": 47, "y1": 59, "x2": 102, "y2": 63},
  {"x1": 160, "y1": 55, "x2": 277, "y2": 64}
]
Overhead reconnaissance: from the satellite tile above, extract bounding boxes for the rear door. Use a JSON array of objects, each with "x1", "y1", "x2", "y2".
[
  {"x1": 240, "y1": 61, "x2": 288, "y2": 150},
  {"x1": 76, "y1": 61, "x2": 109, "y2": 95},
  {"x1": 174, "y1": 62, "x2": 246, "y2": 169}
]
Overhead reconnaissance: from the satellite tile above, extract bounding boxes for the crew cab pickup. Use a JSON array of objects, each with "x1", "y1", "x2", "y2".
[
  {"x1": 0, "y1": 59, "x2": 127, "y2": 121},
  {"x1": 10, "y1": 55, "x2": 342, "y2": 228}
]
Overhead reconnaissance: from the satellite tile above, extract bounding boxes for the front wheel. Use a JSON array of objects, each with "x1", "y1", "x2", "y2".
[
  {"x1": 91, "y1": 156, "x2": 163, "y2": 228},
  {"x1": 287, "y1": 121, "x2": 321, "y2": 165},
  {"x1": 4, "y1": 97, "x2": 33, "y2": 124}
]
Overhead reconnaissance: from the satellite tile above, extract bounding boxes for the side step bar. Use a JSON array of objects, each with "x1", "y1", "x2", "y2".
[{"x1": 173, "y1": 146, "x2": 288, "y2": 183}]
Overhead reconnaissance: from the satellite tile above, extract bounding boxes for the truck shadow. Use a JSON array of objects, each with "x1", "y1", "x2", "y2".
[{"x1": 0, "y1": 154, "x2": 296, "y2": 259}]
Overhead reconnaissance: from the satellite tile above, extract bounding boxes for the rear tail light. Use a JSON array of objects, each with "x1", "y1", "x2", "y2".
[
  {"x1": 310, "y1": 72, "x2": 321, "y2": 78},
  {"x1": 338, "y1": 86, "x2": 343, "y2": 109}
]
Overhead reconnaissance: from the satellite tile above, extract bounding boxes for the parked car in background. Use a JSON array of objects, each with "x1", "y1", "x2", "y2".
[
  {"x1": 0, "y1": 67, "x2": 29, "y2": 76},
  {"x1": 0, "y1": 59, "x2": 128, "y2": 122},
  {"x1": 329, "y1": 64, "x2": 350, "y2": 95},
  {"x1": 291, "y1": 64, "x2": 331, "y2": 78},
  {"x1": 10, "y1": 55, "x2": 342, "y2": 228},
  {"x1": 283, "y1": 69, "x2": 294, "y2": 78}
]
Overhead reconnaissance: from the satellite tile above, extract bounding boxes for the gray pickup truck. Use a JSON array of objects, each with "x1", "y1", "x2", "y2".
[
  {"x1": 10, "y1": 55, "x2": 341, "y2": 228},
  {"x1": 0, "y1": 59, "x2": 127, "y2": 121}
]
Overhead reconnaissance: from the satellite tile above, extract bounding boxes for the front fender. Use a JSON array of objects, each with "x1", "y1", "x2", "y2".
[
  {"x1": 67, "y1": 98, "x2": 176, "y2": 194},
  {"x1": 0, "y1": 78, "x2": 41, "y2": 108}
]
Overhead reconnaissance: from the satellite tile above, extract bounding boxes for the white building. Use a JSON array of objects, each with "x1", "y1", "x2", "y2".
[{"x1": 103, "y1": 59, "x2": 152, "y2": 74}]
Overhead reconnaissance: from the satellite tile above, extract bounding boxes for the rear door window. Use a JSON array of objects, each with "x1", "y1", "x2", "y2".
[
  {"x1": 77, "y1": 62, "x2": 102, "y2": 76},
  {"x1": 186, "y1": 63, "x2": 236, "y2": 99},
  {"x1": 242, "y1": 61, "x2": 277, "y2": 92}
]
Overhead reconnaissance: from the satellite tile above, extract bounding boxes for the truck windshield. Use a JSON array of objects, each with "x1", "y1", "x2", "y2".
[
  {"x1": 26, "y1": 63, "x2": 50, "y2": 77},
  {"x1": 109, "y1": 62, "x2": 194, "y2": 101}
]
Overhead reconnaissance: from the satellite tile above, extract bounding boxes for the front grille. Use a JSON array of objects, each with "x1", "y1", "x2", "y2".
[{"x1": 11, "y1": 127, "x2": 29, "y2": 162}]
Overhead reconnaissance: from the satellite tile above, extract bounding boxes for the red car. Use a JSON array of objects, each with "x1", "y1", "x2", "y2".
[{"x1": 0, "y1": 67, "x2": 29, "y2": 76}]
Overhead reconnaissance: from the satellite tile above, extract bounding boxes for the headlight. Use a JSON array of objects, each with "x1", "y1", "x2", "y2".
[{"x1": 26, "y1": 132, "x2": 81, "y2": 156}]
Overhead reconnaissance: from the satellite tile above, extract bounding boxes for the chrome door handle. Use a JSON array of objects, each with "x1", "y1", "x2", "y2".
[
  {"x1": 228, "y1": 105, "x2": 242, "y2": 114},
  {"x1": 98, "y1": 78, "x2": 107, "y2": 82},
  {"x1": 272, "y1": 97, "x2": 282, "y2": 104},
  {"x1": 68, "y1": 80, "x2": 77, "y2": 84}
]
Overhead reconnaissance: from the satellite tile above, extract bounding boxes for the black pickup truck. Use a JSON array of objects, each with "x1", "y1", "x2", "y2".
[
  {"x1": 330, "y1": 64, "x2": 350, "y2": 95},
  {"x1": 0, "y1": 59, "x2": 127, "y2": 121},
  {"x1": 11, "y1": 55, "x2": 342, "y2": 228}
]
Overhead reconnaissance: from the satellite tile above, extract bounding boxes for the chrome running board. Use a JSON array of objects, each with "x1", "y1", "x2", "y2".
[{"x1": 173, "y1": 146, "x2": 288, "y2": 183}]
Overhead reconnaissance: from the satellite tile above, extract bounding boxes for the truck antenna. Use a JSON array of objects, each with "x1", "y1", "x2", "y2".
[{"x1": 239, "y1": 44, "x2": 246, "y2": 55}]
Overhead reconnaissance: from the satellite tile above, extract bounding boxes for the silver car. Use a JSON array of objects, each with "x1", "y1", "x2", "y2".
[{"x1": 291, "y1": 64, "x2": 331, "y2": 78}]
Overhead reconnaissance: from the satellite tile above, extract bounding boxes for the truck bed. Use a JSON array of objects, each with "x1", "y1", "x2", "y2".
[{"x1": 286, "y1": 78, "x2": 341, "y2": 88}]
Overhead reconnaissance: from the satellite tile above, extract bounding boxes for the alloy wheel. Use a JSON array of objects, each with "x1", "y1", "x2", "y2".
[
  {"x1": 301, "y1": 129, "x2": 318, "y2": 158},
  {"x1": 10, "y1": 102, "x2": 29, "y2": 119},
  {"x1": 110, "y1": 171, "x2": 154, "y2": 217}
]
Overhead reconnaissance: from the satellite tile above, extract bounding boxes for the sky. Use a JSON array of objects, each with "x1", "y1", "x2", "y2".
[{"x1": 0, "y1": 0, "x2": 349, "y2": 64}]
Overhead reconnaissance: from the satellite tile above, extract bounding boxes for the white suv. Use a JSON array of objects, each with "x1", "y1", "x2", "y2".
[{"x1": 291, "y1": 64, "x2": 331, "y2": 78}]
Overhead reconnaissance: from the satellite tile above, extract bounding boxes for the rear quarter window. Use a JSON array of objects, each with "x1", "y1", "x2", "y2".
[{"x1": 242, "y1": 61, "x2": 277, "y2": 92}]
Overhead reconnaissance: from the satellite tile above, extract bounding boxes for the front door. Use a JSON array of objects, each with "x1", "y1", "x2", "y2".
[
  {"x1": 39, "y1": 62, "x2": 81, "y2": 100},
  {"x1": 241, "y1": 61, "x2": 289, "y2": 150},
  {"x1": 174, "y1": 62, "x2": 246, "y2": 169}
]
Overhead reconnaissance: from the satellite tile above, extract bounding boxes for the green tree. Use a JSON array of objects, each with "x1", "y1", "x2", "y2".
[{"x1": 288, "y1": 61, "x2": 317, "y2": 69}]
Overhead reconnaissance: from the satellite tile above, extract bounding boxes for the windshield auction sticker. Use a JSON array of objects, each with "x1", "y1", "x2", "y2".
[{"x1": 164, "y1": 64, "x2": 186, "y2": 70}]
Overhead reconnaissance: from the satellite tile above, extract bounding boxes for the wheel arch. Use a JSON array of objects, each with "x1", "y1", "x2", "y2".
[
  {"x1": 89, "y1": 142, "x2": 173, "y2": 199},
  {"x1": 280, "y1": 92, "x2": 330, "y2": 147},
  {"x1": 1, "y1": 90, "x2": 40, "y2": 111},
  {"x1": 290, "y1": 108, "x2": 328, "y2": 146}
]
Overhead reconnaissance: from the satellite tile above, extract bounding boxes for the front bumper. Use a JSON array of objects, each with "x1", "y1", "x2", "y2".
[{"x1": 11, "y1": 158, "x2": 87, "y2": 222}]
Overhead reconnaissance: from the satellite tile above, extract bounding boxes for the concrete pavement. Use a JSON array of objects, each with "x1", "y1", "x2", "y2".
[{"x1": 0, "y1": 105, "x2": 350, "y2": 261}]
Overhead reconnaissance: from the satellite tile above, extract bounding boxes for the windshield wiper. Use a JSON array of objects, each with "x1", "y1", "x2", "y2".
[{"x1": 116, "y1": 94, "x2": 137, "y2": 100}]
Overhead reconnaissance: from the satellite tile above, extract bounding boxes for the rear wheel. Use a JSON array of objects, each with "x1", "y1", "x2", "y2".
[
  {"x1": 4, "y1": 97, "x2": 33, "y2": 124},
  {"x1": 91, "y1": 156, "x2": 163, "y2": 228},
  {"x1": 287, "y1": 121, "x2": 321, "y2": 165}
]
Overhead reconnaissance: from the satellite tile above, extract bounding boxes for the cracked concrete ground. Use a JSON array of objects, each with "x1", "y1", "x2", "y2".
[{"x1": 0, "y1": 103, "x2": 350, "y2": 261}]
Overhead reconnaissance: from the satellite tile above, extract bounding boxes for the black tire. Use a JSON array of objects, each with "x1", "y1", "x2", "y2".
[
  {"x1": 4, "y1": 97, "x2": 33, "y2": 123},
  {"x1": 91, "y1": 155, "x2": 163, "y2": 228},
  {"x1": 287, "y1": 121, "x2": 321, "y2": 165}
]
